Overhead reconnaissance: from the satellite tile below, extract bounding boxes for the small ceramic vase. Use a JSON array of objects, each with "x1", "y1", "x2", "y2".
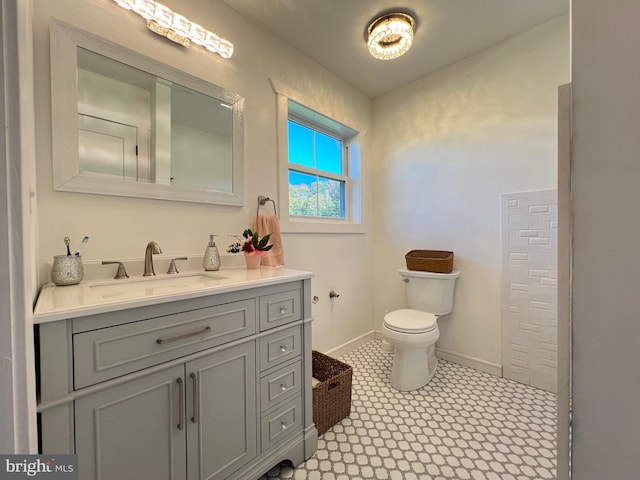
[{"x1": 244, "y1": 254, "x2": 261, "y2": 269}]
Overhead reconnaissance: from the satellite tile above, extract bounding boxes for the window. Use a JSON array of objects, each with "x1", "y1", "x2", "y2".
[
  {"x1": 288, "y1": 119, "x2": 346, "y2": 218},
  {"x1": 272, "y1": 79, "x2": 364, "y2": 234}
]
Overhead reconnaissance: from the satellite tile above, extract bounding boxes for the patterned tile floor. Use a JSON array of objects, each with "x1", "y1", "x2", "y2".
[{"x1": 259, "y1": 340, "x2": 556, "y2": 480}]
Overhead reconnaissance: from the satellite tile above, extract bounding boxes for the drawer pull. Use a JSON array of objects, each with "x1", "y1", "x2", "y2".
[
  {"x1": 281, "y1": 420, "x2": 288, "y2": 430},
  {"x1": 280, "y1": 382, "x2": 287, "y2": 391},
  {"x1": 190, "y1": 372, "x2": 198, "y2": 424},
  {"x1": 279, "y1": 306, "x2": 287, "y2": 314},
  {"x1": 176, "y1": 378, "x2": 184, "y2": 431},
  {"x1": 156, "y1": 326, "x2": 211, "y2": 345},
  {"x1": 280, "y1": 344, "x2": 288, "y2": 353}
]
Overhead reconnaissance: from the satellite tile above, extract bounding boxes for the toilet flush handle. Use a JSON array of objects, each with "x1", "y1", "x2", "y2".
[{"x1": 402, "y1": 278, "x2": 409, "y2": 283}]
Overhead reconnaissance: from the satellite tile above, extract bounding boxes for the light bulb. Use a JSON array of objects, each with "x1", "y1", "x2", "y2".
[
  {"x1": 152, "y1": 3, "x2": 173, "y2": 28},
  {"x1": 171, "y1": 13, "x2": 192, "y2": 37},
  {"x1": 189, "y1": 23, "x2": 208, "y2": 45},
  {"x1": 218, "y1": 39, "x2": 234, "y2": 59},
  {"x1": 131, "y1": 0, "x2": 156, "y2": 20}
]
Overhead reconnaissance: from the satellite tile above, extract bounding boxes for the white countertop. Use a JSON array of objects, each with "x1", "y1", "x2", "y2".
[{"x1": 33, "y1": 266, "x2": 313, "y2": 324}]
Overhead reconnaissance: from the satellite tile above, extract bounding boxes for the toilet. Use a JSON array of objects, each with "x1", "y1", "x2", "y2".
[{"x1": 382, "y1": 268, "x2": 460, "y2": 391}]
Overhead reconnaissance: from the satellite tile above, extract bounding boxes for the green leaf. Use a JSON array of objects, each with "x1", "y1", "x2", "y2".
[{"x1": 257, "y1": 234, "x2": 271, "y2": 249}]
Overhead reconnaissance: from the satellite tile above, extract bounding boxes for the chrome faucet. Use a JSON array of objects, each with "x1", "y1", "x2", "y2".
[{"x1": 143, "y1": 241, "x2": 162, "y2": 276}]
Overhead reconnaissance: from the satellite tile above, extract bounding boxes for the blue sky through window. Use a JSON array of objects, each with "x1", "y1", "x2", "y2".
[
  {"x1": 288, "y1": 120, "x2": 342, "y2": 178},
  {"x1": 288, "y1": 121, "x2": 314, "y2": 169}
]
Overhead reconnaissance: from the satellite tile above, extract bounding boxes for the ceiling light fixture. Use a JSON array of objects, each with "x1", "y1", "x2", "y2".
[
  {"x1": 112, "y1": 0, "x2": 234, "y2": 58},
  {"x1": 367, "y1": 12, "x2": 415, "y2": 60}
]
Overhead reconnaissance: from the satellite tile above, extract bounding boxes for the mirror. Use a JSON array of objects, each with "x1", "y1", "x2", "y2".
[{"x1": 50, "y1": 19, "x2": 244, "y2": 205}]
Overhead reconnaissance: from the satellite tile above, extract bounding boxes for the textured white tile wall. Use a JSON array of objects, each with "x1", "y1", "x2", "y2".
[{"x1": 501, "y1": 189, "x2": 558, "y2": 393}]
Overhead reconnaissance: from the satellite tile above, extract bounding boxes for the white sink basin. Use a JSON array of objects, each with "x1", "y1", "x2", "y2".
[{"x1": 89, "y1": 273, "x2": 227, "y2": 298}]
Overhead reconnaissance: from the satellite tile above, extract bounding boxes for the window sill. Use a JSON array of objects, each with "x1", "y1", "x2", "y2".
[{"x1": 280, "y1": 216, "x2": 366, "y2": 234}]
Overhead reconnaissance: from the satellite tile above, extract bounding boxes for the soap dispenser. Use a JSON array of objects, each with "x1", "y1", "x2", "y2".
[{"x1": 203, "y1": 234, "x2": 221, "y2": 271}]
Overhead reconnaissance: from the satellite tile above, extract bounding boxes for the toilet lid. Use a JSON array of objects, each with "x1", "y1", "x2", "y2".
[{"x1": 384, "y1": 309, "x2": 438, "y2": 334}]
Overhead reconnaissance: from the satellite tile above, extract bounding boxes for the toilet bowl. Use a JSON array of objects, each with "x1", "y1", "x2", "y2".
[
  {"x1": 383, "y1": 309, "x2": 440, "y2": 391},
  {"x1": 382, "y1": 268, "x2": 459, "y2": 391}
]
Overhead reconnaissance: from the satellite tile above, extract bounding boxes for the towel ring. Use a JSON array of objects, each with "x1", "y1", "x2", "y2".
[{"x1": 257, "y1": 196, "x2": 277, "y2": 218}]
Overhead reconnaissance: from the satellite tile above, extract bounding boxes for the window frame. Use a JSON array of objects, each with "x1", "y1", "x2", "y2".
[
  {"x1": 272, "y1": 79, "x2": 365, "y2": 234},
  {"x1": 287, "y1": 114, "x2": 349, "y2": 220}
]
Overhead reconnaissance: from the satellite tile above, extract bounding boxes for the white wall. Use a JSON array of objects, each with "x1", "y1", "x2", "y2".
[
  {"x1": 371, "y1": 16, "x2": 569, "y2": 368},
  {"x1": 0, "y1": 0, "x2": 38, "y2": 453},
  {"x1": 571, "y1": 1, "x2": 640, "y2": 478},
  {"x1": 31, "y1": 0, "x2": 373, "y2": 353}
]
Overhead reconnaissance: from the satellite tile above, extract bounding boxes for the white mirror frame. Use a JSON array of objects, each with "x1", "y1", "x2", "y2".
[{"x1": 50, "y1": 19, "x2": 244, "y2": 206}]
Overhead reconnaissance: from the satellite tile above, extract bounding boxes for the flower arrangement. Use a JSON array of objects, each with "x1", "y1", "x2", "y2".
[{"x1": 227, "y1": 229, "x2": 273, "y2": 256}]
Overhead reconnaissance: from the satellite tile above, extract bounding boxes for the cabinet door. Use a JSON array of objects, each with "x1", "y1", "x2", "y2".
[
  {"x1": 186, "y1": 343, "x2": 257, "y2": 480},
  {"x1": 75, "y1": 365, "x2": 187, "y2": 480}
]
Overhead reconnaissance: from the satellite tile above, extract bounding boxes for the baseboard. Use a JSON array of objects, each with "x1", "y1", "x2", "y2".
[
  {"x1": 324, "y1": 330, "x2": 377, "y2": 359},
  {"x1": 435, "y1": 347, "x2": 503, "y2": 377}
]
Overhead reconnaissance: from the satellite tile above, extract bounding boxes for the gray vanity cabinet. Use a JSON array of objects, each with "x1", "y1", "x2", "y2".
[
  {"x1": 74, "y1": 365, "x2": 187, "y2": 480},
  {"x1": 37, "y1": 278, "x2": 317, "y2": 480},
  {"x1": 74, "y1": 344, "x2": 257, "y2": 480},
  {"x1": 186, "y1": 344, "x2": 257, "y2": 480}
]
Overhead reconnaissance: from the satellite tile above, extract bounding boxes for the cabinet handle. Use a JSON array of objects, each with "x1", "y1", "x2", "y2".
[
  {"x1": 190, "y1": 372, "x2": 198, "y2": 424},
  {"x1": 176, "y1": 378, "x2": 184, "y2": 431},
  {"x1": 156, "y1": 326, "x2": 211, "y2": 345},
  {"x1": 281, "y1": 382, "x2": 287, "y2": 391},
  {"x1": 279, "y1": 305, "x2": 287, "y2": 314},
  {"x1": 281, "y1": 420, "x2": 288, "y2": 430},
  {"x1": 280, "y1": 344, "x2": 288, "y2": 353}
]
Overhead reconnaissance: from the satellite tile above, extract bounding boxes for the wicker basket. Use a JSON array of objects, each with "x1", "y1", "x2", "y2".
[
  {"x1": 405, "y1": 250, "x2": 454, "y2": 273},
  {"x1": 312, "y1": 351, "x2": 352, "y2": 435}
]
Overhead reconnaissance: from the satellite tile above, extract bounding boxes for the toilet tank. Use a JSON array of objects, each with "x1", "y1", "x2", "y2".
[{"x1": 399, "y1": 268, "x2": 460, "y2": 315}]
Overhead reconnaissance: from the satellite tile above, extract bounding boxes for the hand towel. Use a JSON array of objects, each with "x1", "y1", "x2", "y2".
[{"x1": 255, "y1": 214, "x2": 285, "y2": 267}]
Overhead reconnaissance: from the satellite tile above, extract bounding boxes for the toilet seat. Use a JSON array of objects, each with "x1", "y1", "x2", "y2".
[{"x1": 383, "y1": 309, "x2": 438, "y2": 334}]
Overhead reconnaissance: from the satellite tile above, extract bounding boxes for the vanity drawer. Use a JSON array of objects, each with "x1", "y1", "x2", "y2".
[
  {"x1": 73, "y1": 299, "x2": 257, "y2": 389},
  {"x1": 261, "y1": 397, "x2": 302, "y2": 452},
  {"x1": 259, "y1": 289, "x2": 301, "y2": 331},
  {"x1": 259, "y1": 326, "x2": 301, "y2": 372},
  {"x1": 260, "y1": 361, "x2": 302, "y2": 412}
]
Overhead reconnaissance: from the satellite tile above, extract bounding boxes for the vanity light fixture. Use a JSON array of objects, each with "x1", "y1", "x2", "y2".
[
  {"x1": 112, "y1": 0, "x2": 234, "y2": 58},
  {"x1": 367, "y1": 12, "x2": 415, "y2": 60}
]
